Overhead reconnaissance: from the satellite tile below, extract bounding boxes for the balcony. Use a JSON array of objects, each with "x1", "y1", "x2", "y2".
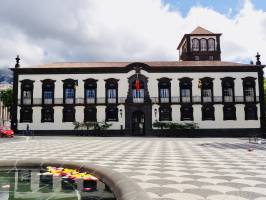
[{"x1": 18, "y1": 96, "x2": 260, "y2": 106}]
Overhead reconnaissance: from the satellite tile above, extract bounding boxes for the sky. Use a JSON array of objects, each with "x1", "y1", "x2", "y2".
[{"x1": 0, "y1": 0, "x2": 266, "y2": 69}]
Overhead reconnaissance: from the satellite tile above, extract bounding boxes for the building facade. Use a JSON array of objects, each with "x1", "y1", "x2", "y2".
[{"x1": 11, "y1": 27, "x2": 265, "y2": 136}]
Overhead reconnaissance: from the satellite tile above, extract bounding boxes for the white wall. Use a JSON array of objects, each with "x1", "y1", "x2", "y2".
[{"x1": 17, "y1": 70, "x2": 261, "y2": 130}]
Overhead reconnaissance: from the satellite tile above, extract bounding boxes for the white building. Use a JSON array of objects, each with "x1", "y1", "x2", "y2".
[
  {"x1": 0, "y1": 82, "x2": 12, "y2": 126},
  {"x1": 11, "y1": 27, "x2": 265, "y2": 136}
]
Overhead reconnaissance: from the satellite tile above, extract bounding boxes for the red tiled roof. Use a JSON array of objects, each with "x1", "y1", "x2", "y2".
[
  {"x1": 191, "y1": 26, "x2": 214, "y2": 35},
  {"x1": 35, "y1": 61, "x2": 253, "y2": 68}
]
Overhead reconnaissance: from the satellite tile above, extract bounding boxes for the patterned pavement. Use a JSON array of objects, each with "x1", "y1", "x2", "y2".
[{"x1": 0, "y1": 136, "x2": 266, "y2": 200}]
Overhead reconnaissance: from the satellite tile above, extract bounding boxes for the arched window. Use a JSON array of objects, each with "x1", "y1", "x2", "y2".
[
  {"x1": 208, "y1": 38, "x2": 215, "y2": 51},
  {"x1": 192, "y1": 39, "x2": 199, "y2": 51},
  {"x1": 200, "y1": 39, "x2": 207, "y2": 51}
]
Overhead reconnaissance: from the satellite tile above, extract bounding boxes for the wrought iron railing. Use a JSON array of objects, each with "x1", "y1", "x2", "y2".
[{"x1": 18, "y1": 96, "x2": 260, "y2": 106}]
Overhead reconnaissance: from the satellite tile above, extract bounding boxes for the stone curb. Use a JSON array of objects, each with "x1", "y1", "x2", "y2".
[{"x1": 0, "y1": 159, "x2": 151, "y2": 200}]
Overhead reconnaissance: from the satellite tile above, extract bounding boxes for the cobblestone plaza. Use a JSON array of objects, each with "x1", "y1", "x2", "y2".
[{"x1": 0, "y1": 137, "x2": 266, "y2": 200}]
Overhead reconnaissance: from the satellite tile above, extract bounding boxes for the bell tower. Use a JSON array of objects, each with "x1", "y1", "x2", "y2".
[{"x1": 177, "y1": 26, "x2": 222, "y2": 61}]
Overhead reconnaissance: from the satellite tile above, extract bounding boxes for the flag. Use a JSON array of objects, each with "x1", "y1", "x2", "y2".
[{"x1": 135, "y1": 79, "x2": 140, "y2": 91}]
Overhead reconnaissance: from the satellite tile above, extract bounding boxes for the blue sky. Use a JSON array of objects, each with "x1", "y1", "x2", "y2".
[{"x1": 164, "y1": 0, "x2": 266, "y2": 16}]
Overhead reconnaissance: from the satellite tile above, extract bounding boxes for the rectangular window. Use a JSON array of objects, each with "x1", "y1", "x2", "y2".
[
  {"x1": 107, "y1": 89, "x2": 117, "y2": 103},
  {"x1": 64, "y1": 88, "x2": 74, "y2": 104},
  {"x1": 106, "y1": 107, "x2": 118, "y2": 121},
  {"x1": 202, "y1": 89, "x2": 212, "y2": 102},
  {"x1": 85, "y1": 89, "x2": 96, "y2": 104},
  {"x1": 159, "y1": 106, "x2": 172, "y2": 121},
  {"x1": 223, "y1": 88, "x2": 233, "y2": 102},
  {"x1": 63, "y1": 107, "x2": 75, "y2": 122},
  {"x1": 84, "y1": 107, "x2": 97, "y2": 122},
  {"x1": 223, "y1": 105, "x2": 236, "y2": 120},
  {"x1": 22, "y1": 91, "x2": 32, "y2": 105},
  {"x1": 43, "y1": 91, "x2": 53, "y2": 104},
  {"x1": 244, "y1": 87, "x2": 255, "y2": 102},
  {"x1": 159, "y1": 88, "x2": 170, "y2": 103},
  {"x1": 181, "y1": 106, "x2": 193, "y2": 121},
  {"x1": 202, "y1": 105, "x2": 215, "y2": 120},
  {"x1": 181, "y1": 89, "x2": 191, "y2": 103},
  {"x1": 41, "y1": 108, "x2": 54, "y2": 122},
  {"x1": 245, "y1": 105, "x2": 258, "y2": 120},
  {"x1": 20, "y1": 108, "x2": 33, "y2": 123}
]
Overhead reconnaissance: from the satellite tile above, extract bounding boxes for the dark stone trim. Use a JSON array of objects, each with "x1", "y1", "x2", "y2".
[
  {"x1": 105, "y1": 105, "x2": 118, "y2": 122},
  {"x1": 62, "y1": 106, "x2": 76, "y2": 122},
  {"x1": 11, "y1": 64, "x2": 265, "y2": 75},
  {"x1": 11, "y1": 70, "x2": 18, "y2": 132},
  {"x1": 258, "y1": 69, "x2": 265, "y2": 131},
  {"x1": 41, "y1": 106, "x2": 54, "y2": 123},
  {"x1": 19, "y1": 106, "x2": 33, "y2": 123}
]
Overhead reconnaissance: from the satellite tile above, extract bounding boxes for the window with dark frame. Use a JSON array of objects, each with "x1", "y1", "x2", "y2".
[
  {"x1": 84, "y1": 107, "x2": 97, "y2": 122},
  {"x1": 180, "y1": 105, "x2": 193, "y2": 121},
  {"x1": 223, "y1": 105, "x2": 236, "y2": 120},
  {"x1": 208, "y1": 38, "x2": 215, "y2": 51},
  {"x1": 158, "y1": 79, "x2": 171, "y2": 103},
  {"x1": 63, "y1": 79, "x2": 76, "y2": 105},
  {"x1": 63, "y1": 107, "x2": 75, "y2": 122},
  {"x1": 106, "y1": 79, "x2": 118, "y2": 104},
  {"x1": 159, "y1": 106, "x2": 172, "y2": 121},
  {"x1": 21, "y1": 80, "x2": 34, "y2": 105},
  {"x1": 106, "y1": 106, "x2": 118, "y2": 121},
  {"x1": 222, "y1": 77, "x2": 235, "y2": 103},
  {"x1": 41, "y1": 107, "x2": 54, "y2": 122},
  {"x1": 242, "y1": 77, "x2": 256, "y2": 103},
  {"x1": 200, "y1": 39, "x2": 207, "y2": 51},
  {"x1": 42, "y1": 80, "x2": 55, "y2": 105},
  {"x1": 84, "y1": 79, "x2": 97, "y2": 104},
  {"x1": 179, "y1": 78, "x2": 192, "y2": 103},
  {"x1": 245, "y1": 104, "x2": 258, "y2": 120},
  {"x1": 20, "y1": 107, "x2": 33, "y2": 123},
  {"x1": 201, "y1": 78, "x2": 213, "y2": 103},
  {"x1": 202, "y1": 105, "x2": 215, "y2": 120},
  {"x1": 192, "y1": 38, "x2": 200, "y2": 51}
]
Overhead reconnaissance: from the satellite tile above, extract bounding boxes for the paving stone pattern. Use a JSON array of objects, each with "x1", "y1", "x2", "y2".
[{"x1": 0, "y1": 137, "x2": 266, "y2": 200}]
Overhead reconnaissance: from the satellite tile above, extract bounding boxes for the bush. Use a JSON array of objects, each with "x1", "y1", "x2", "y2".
[{"x1": 153, "y1": 121, "x2": 198, "y2": 130}]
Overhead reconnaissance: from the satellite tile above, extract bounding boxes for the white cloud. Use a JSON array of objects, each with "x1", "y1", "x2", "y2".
[{"x1": 0, "y1": 0, "x2": 265, "y2": 69}]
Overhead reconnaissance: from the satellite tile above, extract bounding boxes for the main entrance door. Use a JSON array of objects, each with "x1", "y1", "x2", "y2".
[{"x1": 132, "y1": 111, "x2": 145, "y2": 135}]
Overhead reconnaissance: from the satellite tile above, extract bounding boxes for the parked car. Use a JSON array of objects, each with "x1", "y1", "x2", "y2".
[{"x1": 0, "y1": 126, "x2": 14, "y2": 137}]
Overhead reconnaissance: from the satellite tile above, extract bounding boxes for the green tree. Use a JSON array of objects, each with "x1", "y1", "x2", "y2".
[{"x1": 0, "y1": 89, "x2": 13, "y2": 111}]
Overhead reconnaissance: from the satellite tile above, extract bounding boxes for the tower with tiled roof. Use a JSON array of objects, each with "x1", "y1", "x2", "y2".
[{"x1": 177, "y1": 26, "x2": 222, "y2": 61}]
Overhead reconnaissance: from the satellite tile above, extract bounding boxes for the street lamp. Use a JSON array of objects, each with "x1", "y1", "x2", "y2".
[{"x1": 119, "y1": 109, "x2": 123, "y2": 118}]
